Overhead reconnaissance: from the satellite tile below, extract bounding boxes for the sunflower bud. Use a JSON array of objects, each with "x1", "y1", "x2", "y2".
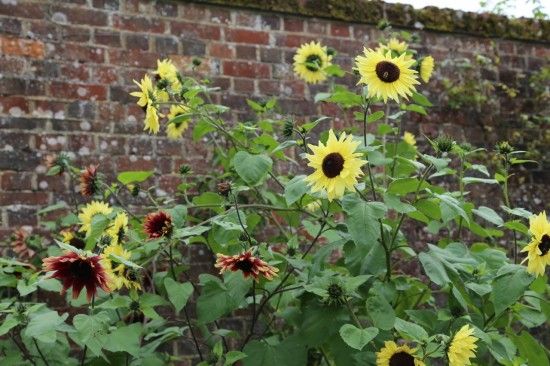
[
  {"x1": 496, "y1": 141, "x2": 514, "y2": 156},
  {"x1": 217, "y1": 181, "x2": 232, "y2": 197},
  {"x1": 434, "y1": 135, "x2": 455, "y2": 153},
  {"x1": 192, "y1": 58, "x2": 202, "y2": 67},
  {"x1": 179, "y1": 164, "x2": 191, "y2": 175},
  {"x1": 129, "y1": 183, "x2": 140, "y2": 197},
  {"x1": 324, "y1": 282, "x2": 347, "y2": 307},
  {"x1": 326, "y1": 47, "x2": 337, "y2": 57},
  {"x1": 283, "y1": 120, "x2": 294, "y2": 138}
]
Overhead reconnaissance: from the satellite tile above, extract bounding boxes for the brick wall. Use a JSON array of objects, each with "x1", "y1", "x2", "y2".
[{"x1": 0, "y1": 0, "x2": 549, "y2": 238}]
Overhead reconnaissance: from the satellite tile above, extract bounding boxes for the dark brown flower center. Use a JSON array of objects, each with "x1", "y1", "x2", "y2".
[
  {"x1": 322, "y1": 152, "x2": 345, "y2": 178},
  {"x1": 375, "y1": 61, "x2": 400, "y2": 83},
  {"x1": 389, "y1": 351, "x2": 415, "y2": 366},
  {"x1": 70, "y1": 260, "x2": 93, "y2": 280},
  {"x1": 235, "y1": 259, "x2": 254, "y2": 273},
  {"x1": 540, "y1": 234, "x2": 550, "y2": 256},
  {"x1": 305, "y1": 54, "x2": 323, "y2": 71}
]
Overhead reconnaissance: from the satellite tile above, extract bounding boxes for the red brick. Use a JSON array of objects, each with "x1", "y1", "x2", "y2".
[
  {"x1": 233, "y1": 78, "x2": 254, "y2": 93},
  {"x1": 95, "y1": 29, "x2": 121, "y2": 47},
  {"x1": 0, "y1": 3, "x2": 45, "y2": 19},
  {"x1": 1, "y1": 172, "x2": 33, "y2": 191},
  {"x1": 108, "y1": 49, "x2": 157, "y2": 68},
  {"x1": 331, "y1": 23, "x2": 350, "y2": 37},
  {"x1": 92, "y1": 66, "x2": 119, "y2": 84},
  {"x1": 7, "y1": 207, "x2": 38, "y2": 226},
  {"x1": 113, "y1": 14, "x2": 165, "y2": 33},
  {"x1": 276, "y1": 34, "x2": 313, "y2": 48},
  {"x1": 0, "y1": 192, "x2": 49, "y2": 206},
  {"x1": 36, "y1": 134, "x2": 68, "y2": 152},
  {"x1": 51, "y1": 44, "x2": 105, "y2": 63},
  {"x1": 226, "y1": 29, "x2": 269, "y2": 45},
  {"x1": 60, "y1": 63, "x2": 90, "y2": 82},
  {"x1": 51, "y1": 5, "x2": 109, "y2": 26},
  {"x1": 60, "y1": 25, "x2": 92, "y2": 43},
  {"x1": 0, "y1": 36, "x2": 44, "y2": 59},
  {"x1": 158, "y1": 175, "x2": 181, "y2": 193},
  {"x1": 0, "y1": 96, "x2": 29, "y2": 115},
  {"x1": 223, "y1": 61, "x2": 270, "y2": 78},
  {"x1": 0, "y1": 58, "x2": 24, "y2": 75},
  {"x1": 179, "y1": 3, "x2": 209, "y2": 21},
  {"x1": 236, "y1": 45, "x2": 257, "y2": 60},
  {"x1": 209, "y1": 43, "x2": 234, "y2": 58},
  {"x1": 258, "y1": 80, "x2": 280, "y2": 95},
  {"x1": 49, "y1": 82, "x2": 107, "y2": 101},
  {"x1": 284, "y1": 18, "x2": 304, "y2": 32},
  {"x1": 171, "y1": 21, "x2": 220, "y2": 40}
]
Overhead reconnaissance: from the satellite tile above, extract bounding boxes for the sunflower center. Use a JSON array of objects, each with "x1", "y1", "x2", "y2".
[
  {"x1": 70, "y1": 260, "x2": 93, "y2": 280},
  {"x1": 540, "y1": 234, "x2": 550, "y2": 256},
  {"x1": 375, "y1": 61, "x2": 400, "y2": 83},
  {"x1": 322, "y1": 152, "x2": 345, "y2": 178},
  {"x1": 327, "y1": 283, "x2": 343, "y2": 299},
  {"x1": 305, "y1": 54, "x2": 323, "y2": 71},
  {"x1": 389, "y1": 351, "x2": 415, "y2": 366},
  {"x1": 235, "y1": 259, "x2": 254, "y2": 273}
]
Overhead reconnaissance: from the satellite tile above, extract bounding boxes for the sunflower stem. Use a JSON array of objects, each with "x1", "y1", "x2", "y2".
[
  {"x1": 345, "y1": 298, "x2": 363, "y2": 329},
  {"x1": 80, "y1": 296, "x2": 94, "y2": 366},
  {"x1": 33, "y1": 339, "x2": 50, "y2": 366},
  {"x1": 232, "y1": 192, "x2": 254, "y2": 248}
]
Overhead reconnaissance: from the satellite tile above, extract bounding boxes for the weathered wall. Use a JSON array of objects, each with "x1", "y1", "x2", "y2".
[{"x1": 0, "y1": 0, "x2": 549, "y2": 236}]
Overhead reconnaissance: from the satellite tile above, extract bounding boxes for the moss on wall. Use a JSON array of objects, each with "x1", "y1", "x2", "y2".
[{"x1": 191, "y1": 0, "x2": 550, "y2": 43}]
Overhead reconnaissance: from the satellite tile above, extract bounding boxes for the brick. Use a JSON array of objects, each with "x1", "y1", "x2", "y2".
[
  {"x1": 60, "y1": 63, "x2": 90, "y2": 82},
  {"x1": 0, "y1": 17, "x2": 22, "y2": 35},
  {"x1": 258, "y1": 80, "x2": 280, "y2": 95},
  {"x1": 0, "y1": 3, "x2": 45, "y2": 19},
  {"x1": 1, "y1": 36, "x2": 44, "y2": 59},
  {"x1": 0, "y1": 117, "x2": 38, "y2": 130},
  {"x1": 209, "y1": 43, "x2": 234, "y2": 59},
  {"x1": 7, "y1": 207, "x2": 38, "y2": 226},
  {"x1": 113, "y1": 15, "x2": 165, "y2": 33},
  {"x1": 259, "y1": 48, "x2": 281, "y2": 63},
  {"x1": 223, "y1": 61, "x2": 270, "y2": 78},
  {"x1": 1, "y1": 172, "x2": 33, "y2": 191},
  {"x1": 0, "y1": 78, "x2": 44, "y2": 96},
  {"x1": 236, "y1": 45, "x2": 256, "y2": 60},
  {"x1": 49, "y1": 82, "x2": 107, "y2": 101},
  {"x1": 0, "y1": 192, "x2": 49, "y2": 206},
  {"x1": 95, "y1": 29, "x2": 121, "y2": 47},
  {"x1": 92, "y1": 0, "x2": 119, "y2": 10},
  {"x1": 67, "y1": 101, "x2": 96, "y2": 120},
  {"x1": 171, "y1": 21, "x2": 220, "y2": 40},
  {"x1": 209, "y1": 8, "x2": 231, "y2": 25},
  {"x1": 36, "y1": 134, "x2": 68, "y2": 152},
  {"x1": 108, "y1": 49, "x2": 157, "y2": 68},
  {"x1": 331, "y1": 23, "x2": 350, "y2": 37},
  {"x1": 52, "y1": 44, "x2": 105, "y2": 63},
  {"x1": 181, "y1": 38, "x2": 205, "y2": 56},
  {"x1": 226, "y1": 29, "x2": 269, "y2": 45},
  {"x1": 91, "y1": 66, "x2": 119, "y2": 84},
  {"x1": 155, "y1": 1, "x2": 178, "y2": 17},
  {"x1": 1, "y1": 132, "x2": 31, "y2": 150},
  {"x1": 126, "y1": 33, "x2": 150, "y2": 51},
  {"x1": 0, "y1": 96, "x2": 29, "y2": 116},
  {"x1": 284, "y1": 18, "x2": 304, "y2": 32},
  {"x1": 60, "y1": 25, "x2": 92, "y2": 43},
  {"x1": 155, "y1": 36, "x2": 179, "y2": 54},
  {"x1": 50, "y1": 5, "x2": 109, "y2": 27},
  {"x1": 0, "y1": 150, "x2": 40, "y2": 171},
  {"x1": 233, "y1": 78, "x2": 254, "y2": 93},
  {"x1": 0, "y1": 58, "x2": 25, "y2": 75}
]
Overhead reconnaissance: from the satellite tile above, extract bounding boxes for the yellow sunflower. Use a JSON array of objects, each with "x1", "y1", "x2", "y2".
[
  {"x1": 78, "y1": 201, "x2": 112, "y2": 234},
  {"x1": 61, "y1": 230, "x2": 74, "y2": 243},
  {"x1": 355, "y1": 48, "x2": 419, "y2": 103},
  {"x1": 381, "y1": 38, "x2": 408, "y2": 53},
  {"x1": 104, "y1": 244, "x2": 141, "y2": 291},
  {"x1": 144, "y1": 104, "x2": 160, "y2": 134},
  {"x1": 130, "y1": 75, "x2": 155, "y2": 107},
  {"x1": 376, "y1": 341, "x2": 425, "y2": 366},
  {"x1": 521, "y1": 211, "x2": 550, "y2": 276},
  {"x1": 403, "y1": 132, "x2": 417, "y2": 146},
  {"x1": 293, "y1": 41, "x2": 332, "y2": 84},
  {"x1": 166, "y1": 105, "x2": 190, "y2": 140},
  {"x1": 304, "y1": 130, "x2": 366, "y2": 201},
  {"x1": 420, "y1": 56, "x2": 435, "y2": 83},
  {"x1": 155, "y1": 58, "x2": 181, "y2": 91},
  {"x1": 447, "y1": 325, "x2": 478, "y2": 366},
  {"x1": 106, "y1": 212, "x2": 129, "y2": 246}
]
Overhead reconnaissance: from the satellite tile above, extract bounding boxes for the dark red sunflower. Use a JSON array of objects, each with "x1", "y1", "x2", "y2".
[
  {"x1": 143, "y1": 211, "x2": 173, "y2": 239},
  {"x1": 42, "y1": 251, "x2": 112, "y2": 302},
  {"x1": 215, "y1": 251, "x2": 279, "y2": 281},
  {"x1": 11, "y1": 227, "x2": 35, "y2": 260},
  {"x1": 80, "y1": 164, "x2": 100, "y2": 197}
]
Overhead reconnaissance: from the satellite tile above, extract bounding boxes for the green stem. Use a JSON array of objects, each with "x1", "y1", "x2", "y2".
[{"x1": 345, "y1": 298, "x2": 363, "y2": 329}]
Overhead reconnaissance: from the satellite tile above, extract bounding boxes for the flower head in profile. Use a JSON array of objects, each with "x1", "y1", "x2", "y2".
[
  {"x1": 166, "y1": 105, "x2": 190, "y2": 140},
  {"x1": 293, "y1": 41, "x2": 332, "y2": 84},
  {"x1": 78, "y1": 201, "x2": 112, "y2": 234},
  {"x1": 130, "y1": 74, "x2": 155, "y2": 108},
  {"x1": 380, "y1": 38, "x2": 408, "y2": 53},
  {"x1": 80, "y1": 164, "x2": 100, "y2": 197},
  {"x1": 355, "y1": 48, "x2": 419, "y2": 103},
  {"x1": 155, "y1": 59, "x2": 181, "y2": 90},
  {"x1": 215, "y1": 251, "x2": 278, "y2": 281},
  {"x1": 304, "y1": 130, "x2": 366, "y2": 201},
  {"x1": 143, "y1": 211, "x2": 173, "y2": 239},
  {"x1": 521, "y1": 211, "x2": 550, "y2": 276},
  {"x1": 11, "y1": 227, "x2": 35, "y2": 260},
  {"x1": 419, "y1": 56, "x2": 435, "y2": 83},
  {"x1": 376, "y1": 341, "x2": 425, "y2": 366},
  {"x1": 447, "y1": 325, "x2": 478, "y2": 366},
  {"x1": 106, "y1": 212, "x2": 129, "y2": 246},
  {"x1": 60, "y1": 229, "x2": 86, "y2": 249},
  {"x1": 43, "y1": 251, "x2": 112, "y2": 302},
  {"x1": 144, "y1": 105, "x2": 160, "y2": 134},
  {"x1": 104, "y1": 244, "x2": 141, "y2": 291},
  {"x1": 403, "y1": 132, "x2": 417, "y2": 147}
]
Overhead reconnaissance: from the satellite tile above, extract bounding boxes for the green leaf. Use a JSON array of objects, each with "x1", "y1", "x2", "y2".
[
  {"x1": 472, "y1": 206, "x2": 504, "y2": 226},
  {"x1": 24, "y1": 310, "x2": 68, "y2": 344},
  {"x1": 462, "y1": 177, "x2": 499, "y2": 185},
  {"x1": 339, "y1": 324, "x2": 378, "y2": 351},
  {"x1": 71, "y1": 312, "x2": 110, "y2": 356},
  {"x1": 0, "y1": 314, "x2": 19, "y2": 336},
  {"x1": 511, "y1": 331, "x2": 550, "y2": 366},
  {"x1": 387, "y1": 178, "x2": 427, "y2": 196},
  {"x1": 342, "y1": 196, "x2": 387, "y2": 248},
  {"x1": 384, "y1": 193, "x2": 416, "y2": 214},
  {"x1": 324, "y1": 64, "x2": 345, "y2": 77},
  {"x1": 394, "y1": 318, "x2": 428, "y2": 341},
  {"x1": 367, "y1": 111, "x2": 385, "y2": 123},
  {"x1": 233, "y1": 151, "x2": 273, "y2": 186},
  {"x1": 104, "y1": 323, "x2": 142, "y2": 357},
  {"x1": 164, "y1": 278, "x2": 193, "y2": 313},
  {"x1": 117, "y1": 170, "x2": 153, "y2": 185},
  {"x1": 85, "y1": 213, "x2": 111, "y2": 250},
  {"x1": 243, "y1": 338, "x2": 307, "y2": 366},
  {"x1": 224, "y1": 351, "x2": 248, "y2": 366},
  {"x1": 284, "y1": 175, "x2": 309, "y2": 205},
  {"x1": 366, "y1": 294, "x2": 396, "y2": 330},
  {"x1": 197, "y1": 273, "x2": 250, "y2": 324},
  {"x1": 491, "y1": 265, "x2": 533, "y2": 316},
  {"x1": 412, "y1": 92, "x2": 433, "y2": 107},
  {"x1": 418, "y1": 252, "x2": 449, "y2": 286}
]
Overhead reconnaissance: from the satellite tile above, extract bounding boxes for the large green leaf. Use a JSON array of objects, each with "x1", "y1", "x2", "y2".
[
  {"x1": 71, "y1": 312, "x2": 110, "y2": 356},
  {"x1": 242, "y1": 337, "x2": 307, "y2": 366},
  {"x1": 366, "y1": 294, "x2": 395, "y2": 330},
  {"x1": 117, "y1": 170, "x2": 153, "y2": 185},
  {"x1": 233, "y1": 151, "x2": 272, "y2": 186},
  {"x1": 394, "y1": 318, "x2": 428, "y2": 341},
  {"x1": 196, "y1": 273, "x2": 250, "y2": 324},
  {"x1": 472, "y1": 206, "x2": 503, "y2": 226},
  {"x1": 284, "y1": 175, "x2": 309, "y2": 205},
  {"x1": 491, "y1": 265, "x2": 533, "y2": 316},
  {"x1": 104, "y1": 323, "x2": 142, "y2": 357},
  {"x1": 511, "y1": 331, "x2": 550, "y2": 366},
  {"x1": 341, "y1": 195, "x2": 387, "y2": 248},
  {"x1": 164, "y1": 278, "x2": 193, "y2": 314},
  {"x1": 339, "y1": 324, "x2": 378, "y2": 351},
  {"x1": 24, "y1": 309, "x2": 68, "y2": 344}
]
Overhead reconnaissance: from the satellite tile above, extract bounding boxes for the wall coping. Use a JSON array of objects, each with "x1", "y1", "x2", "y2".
[{"x1": 192, "y1": 0, "x2": 550, "y2": 43}]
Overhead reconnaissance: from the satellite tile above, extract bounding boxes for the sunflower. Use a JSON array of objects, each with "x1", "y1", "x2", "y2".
[
  {"x1": 43, "y1": 251, "x2": 112, "y2": 302},
  {"x1": 381, "y1": 38, "x2": 408, "y2": 53},
  {"x1": 130, "y1": 74, "x2": 155, "y2": 108},
  {"x1": 155, "y1": 58, "x2": 180, "y2": 90},
  {"x1": 521, "y1": 211, "x2": 550, "y2": 276},
  {"x1": 78, "y1": 201, "x2": 112, "y2": 234},
  {"x1": 106, "y1": 212, "x2": 129, "y2": 246},
  {"x1": 376, "y1": 341, "x2": 425, "y2": 366},
  {"x1": 80, "y1": 164, "x2": 100, "y2": 197},
  {"x1": 304, "y1": 130, "x2": 366, "y2": 201},
  {"x1": 144, "y1": 104, "x2": 160, "y2": 134},
  {"x1": 143, "y1": 211, "x2": 173, "y2": 239},
  {"x1": 420, "y1": 56, "x2": 435, "y2": 83},
  {"x1": 403, "y1": 132, "x2": 417, "y2": 146},
  {"x1": 293, "y1": 41, "x2": 332, "y2": 84},
  {"x1": 166, "y1": 105, "x2": 190, "y2": 140},
  {"x1": 60, "y1": 230, "x2": 86, "y2": 249},
  {"x1": 447, "y1": 325, "x2": 478, "y2": 366},
  {"x1": 355, "y1": 48, "x2": 419, "y2": 103},
  {"x1": 215, "y1": 251, "x2": 278, "y2": 281},
  {"x1": 103, "y1": 244, "x2": 141, "y2": 291}
]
